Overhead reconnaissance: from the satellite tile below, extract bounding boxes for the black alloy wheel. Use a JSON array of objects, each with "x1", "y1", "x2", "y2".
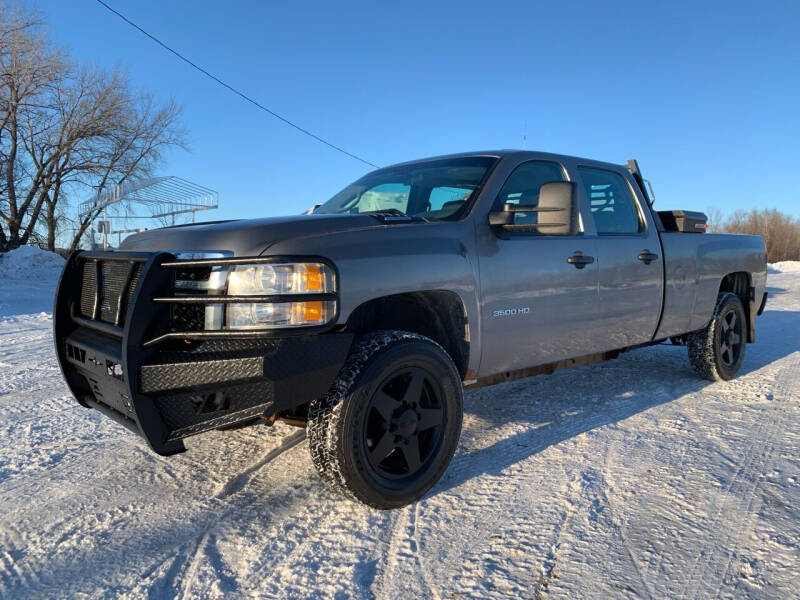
[
  {"x1": 363, "y1": 367, "x2": 446, "y2": 482},
  {"x1": 717, "y1": 304, "x2": 744, "y2": 369}
]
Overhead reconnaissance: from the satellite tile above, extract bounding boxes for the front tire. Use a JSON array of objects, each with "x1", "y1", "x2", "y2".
[
  {"x1": 308, "y1": 331, "x2": 463, "y2": 509},
  {"x1": 687, "y1": 292, "x2": 747, "y2": 381}
]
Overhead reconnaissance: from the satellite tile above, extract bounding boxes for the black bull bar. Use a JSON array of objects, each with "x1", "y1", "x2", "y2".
[{"x1": 53, "y1": 250, "x2": 352, "y2": 455}]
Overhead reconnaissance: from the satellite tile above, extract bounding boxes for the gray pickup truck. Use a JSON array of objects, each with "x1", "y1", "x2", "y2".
[{"x1": 53, "y1": 150, "x2": 767, "y2": 508}]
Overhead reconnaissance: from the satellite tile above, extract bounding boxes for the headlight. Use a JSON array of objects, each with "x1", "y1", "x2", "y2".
[
  {"x1": 227, "y1": 262, "x2": 333, "y2": 295},
  {"x1": 225, "y1": 262, "x2": 335, "y2": 330},
  {"x1": 226, "y1": 300, "x2": 335, "y2": 329}
]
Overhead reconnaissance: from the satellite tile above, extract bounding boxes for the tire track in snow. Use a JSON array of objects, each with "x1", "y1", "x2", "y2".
[
  {"x1": 530, "y1": 465, "x2": 586, "y2": 599},
  {"x1": 678, "y1": 398, "x2": 772, "y2": 599},
  {"x1": 178, "y1": 530, "x2": 212, "y2": 600},
  {"x1": 409, "y1": 501, "x2": 441, "y2": 600},
  {"x1": 242, "y1": 489, "x2": 390, "y2": 599},
  {"x1": 597, "y1": 383, "x2": 704, "y2": 597},
  {"x1": 0, "y1": 549, "x2": 24, "y2": 599},
  {"x1": 595, "y1": 472, "x2": 657, "y2": 600},
  {"x1": 709, "y1": 356, "x2": 798, "y2": 600},
  {"x1": 379, "y1": 502, "x2": 441, "y2": 600},
  {"x1": 212, "y1": 429, "x2": 307, "y2": 499},
  {"x1": 678, "y1": 354, "x2": 797, "y2": 600},
  {"x1": 0, "y1": 527, "x2": 41, "y2": 599},
  {"x1": 164, "y1": 429, "x2": 307, "y2": 599}
]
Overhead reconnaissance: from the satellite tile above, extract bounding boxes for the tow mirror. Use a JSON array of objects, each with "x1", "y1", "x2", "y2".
[{"x1": 488, "y1": 181, "x2": 575, "y2": 235}]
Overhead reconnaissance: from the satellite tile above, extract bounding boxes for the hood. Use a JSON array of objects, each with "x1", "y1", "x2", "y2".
[{"x1": 119, "y1": 213, "x2": 384, "y2": 256}]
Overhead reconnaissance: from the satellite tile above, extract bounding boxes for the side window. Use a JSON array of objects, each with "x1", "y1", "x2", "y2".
[
  {"x1": 578, "y1": 167, "x2": 643, "y2": 234},
  {"x1": 494, "y1": 161, "x2": 566, "y2": 228},
  {"x1": 356, "y1": 183, "x2": 410, "y2": 213},
  {"x1": 425, "y1": 186, "x2": 474, "y2": 218}
]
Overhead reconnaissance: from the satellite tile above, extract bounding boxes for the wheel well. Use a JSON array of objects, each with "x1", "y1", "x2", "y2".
[
  {"x1": 345, "y1": 291, "x2": 470, "y2": 380},
  {"x1": 719, "y1": 272, "x2": 754, "y2": 342}
]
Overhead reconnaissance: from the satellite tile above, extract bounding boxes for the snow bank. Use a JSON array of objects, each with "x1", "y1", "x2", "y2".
[
  {"x1": 0, "y1": 245, "x2": 65, "y2": 280},
  {"x1": 0, "y1": 247, "x2": 64, "y2": 316},
  {"x1": 768, "y1": 261, "x2": 800, "y2": 274}
]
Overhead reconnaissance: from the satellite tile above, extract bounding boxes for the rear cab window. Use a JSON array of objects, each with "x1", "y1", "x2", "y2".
[{"x1": 578, "y1": 167, "x2": 644, "y2": 234}]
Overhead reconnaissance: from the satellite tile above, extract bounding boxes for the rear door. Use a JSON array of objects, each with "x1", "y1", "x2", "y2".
[
  {"x1": 477, "y1": 160, "x2": 603, "y2": 376},
  {"x1": 576, "y1": 166, "x2": 664, "y2": 347}
]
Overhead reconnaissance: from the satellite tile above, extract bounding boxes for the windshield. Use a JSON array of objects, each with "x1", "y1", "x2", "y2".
[{"x1": 315, "y1": 156, "x2": 497, "y2": 220}]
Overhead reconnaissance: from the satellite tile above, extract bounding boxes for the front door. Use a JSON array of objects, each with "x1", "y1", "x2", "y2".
[
  {"x1": 477, "y1": 160, "x2": 604, "y2": 376},
  {"x1": 577, "y1": 166, "x2": 664, "y2": 348}
]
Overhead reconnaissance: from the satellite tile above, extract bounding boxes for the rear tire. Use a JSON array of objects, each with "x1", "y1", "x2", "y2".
[
  {"x1": 308, "y1": 331, "x2": 463, "y2": 509},
  {"x1": 687, "y1": 292, "x2": 747, "y2": 381}
]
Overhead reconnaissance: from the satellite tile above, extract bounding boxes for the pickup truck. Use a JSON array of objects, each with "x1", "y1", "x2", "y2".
[{"x1": 53, "y1": 150, "x2": 768, "y2": 509}]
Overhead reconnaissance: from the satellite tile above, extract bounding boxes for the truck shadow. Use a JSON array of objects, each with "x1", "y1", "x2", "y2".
[
  {"x1": 766, "y1": 285, "x2": 789, "y2": 296},
  {"x1": 433, "y1": 308, "x2": 798, "y2": 496}
]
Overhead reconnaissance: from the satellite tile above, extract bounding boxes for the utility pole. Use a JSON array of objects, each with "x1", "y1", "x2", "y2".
[
  {"x1": 90, "y1": 185, "x2": 103, "y2": 251},
  {"x1": 103, "y1": 204, "x2": 109, "y2": 250}
]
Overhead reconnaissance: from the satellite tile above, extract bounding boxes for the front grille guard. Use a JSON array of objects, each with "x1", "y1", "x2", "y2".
[
  {"x1": 147, "y1": 254, "x2": 339, "y2": 347},
  {"x1": 53, "y1": 250, "x2": 341, "y2": 455},
  {"x1": 60, "y1": 252, "x2": 340, "y2": 344}
]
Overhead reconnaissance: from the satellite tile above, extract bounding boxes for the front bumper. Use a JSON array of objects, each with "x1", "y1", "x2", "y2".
[{"x1": 53, "y1": 251, "x2": 352, "y2": 455}]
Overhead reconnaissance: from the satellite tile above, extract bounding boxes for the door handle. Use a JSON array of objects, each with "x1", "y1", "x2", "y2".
[
  {"x1": 567, "y1": 251, "x2": 595, "y2": 269},
  {"x1": 638, "y1": 250, "x2": 659, "y2": 265}
]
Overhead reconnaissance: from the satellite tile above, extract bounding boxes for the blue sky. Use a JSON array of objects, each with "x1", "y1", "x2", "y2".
[{"x1": 38, "y1": 0, "x2": 799, "y2": 220}]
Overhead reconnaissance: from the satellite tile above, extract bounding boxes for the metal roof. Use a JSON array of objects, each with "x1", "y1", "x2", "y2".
[{"x1": 79, "y1": 176, "x2": 219, "y2": 219}]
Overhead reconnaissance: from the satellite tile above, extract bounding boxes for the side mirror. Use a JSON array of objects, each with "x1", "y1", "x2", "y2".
[{"x1": 488, "y1": 181, "x2": 575, "y2": 235}]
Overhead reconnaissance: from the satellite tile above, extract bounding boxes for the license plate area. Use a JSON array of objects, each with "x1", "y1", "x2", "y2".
[{"x1": 65, "y1": 332, "x2": 134, "y2": 418}]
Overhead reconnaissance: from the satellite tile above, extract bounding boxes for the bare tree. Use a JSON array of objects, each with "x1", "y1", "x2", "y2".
[
  {"x1": 0, "y1": 3, "x2": 185, "y2": 252},
  {"x1": 0, "y1": 3, "x2": 63, "y2": 250},
  {"x1": 705, "y1": 206, "x2": 725, "y2": 232},
  {"x1": 717, "y1": 208, "x2": 800, "y2": 263}
]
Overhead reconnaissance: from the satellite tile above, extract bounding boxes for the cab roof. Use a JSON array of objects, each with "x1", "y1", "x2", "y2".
[{"x1": 374, "y1": 150, "x2": 627, "y2": 174}]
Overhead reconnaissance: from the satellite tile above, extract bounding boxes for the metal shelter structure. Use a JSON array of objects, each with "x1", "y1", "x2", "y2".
[{"x1": 79, "y1": 177, "x2": 219, "y2": 248}]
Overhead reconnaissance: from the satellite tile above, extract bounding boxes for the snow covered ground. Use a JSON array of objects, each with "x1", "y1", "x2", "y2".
[{"x1": 0, "y1": 249, "x2": 798, "y2": 600}]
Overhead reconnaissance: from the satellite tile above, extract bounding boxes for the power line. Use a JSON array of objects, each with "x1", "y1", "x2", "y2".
[{"x1": 94, "y1": 0, "x2": 381, "y2": 169}]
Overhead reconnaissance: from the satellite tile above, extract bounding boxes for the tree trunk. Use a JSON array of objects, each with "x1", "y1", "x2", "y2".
[
  {"x1": 69, "y1": 212, "x2": 98, "y2": 251},
  {"x1": 46, "y1": 198, "x2": 56, "y2": 251}
]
